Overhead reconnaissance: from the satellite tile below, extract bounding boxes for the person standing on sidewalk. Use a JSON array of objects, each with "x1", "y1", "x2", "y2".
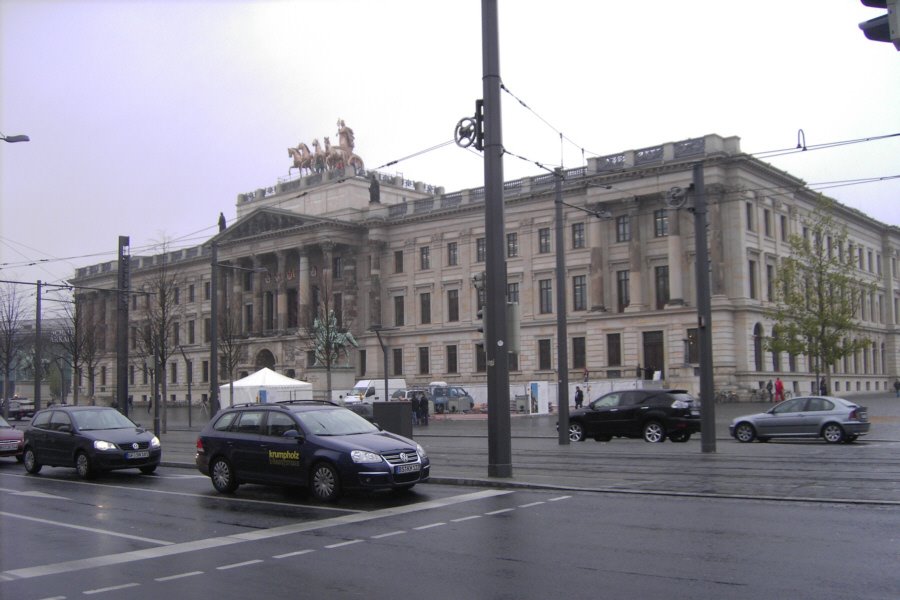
[
  {"x1": 574, "y1": 386, "x2": 584, "y2": 409},
  {"x1": 410, "y1": 393, "x2": 420, "y2": 426},
  {"x1": 766, "y1": 380, "x2": 774, "y2": 402},
  {"x1": 774, "y1": 377, "x2": 784, "y2": 402},
  {"x1": 894, "y1": 379, "x2": 900, "y2": 398}
]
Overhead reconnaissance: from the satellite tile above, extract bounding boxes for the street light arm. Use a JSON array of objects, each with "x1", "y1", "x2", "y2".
[{"x1": 1, "y1": 133, "x2": 30, "y2": 143}]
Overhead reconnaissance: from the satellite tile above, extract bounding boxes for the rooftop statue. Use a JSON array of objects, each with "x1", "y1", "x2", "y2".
[{"x1": 288, "y1": 120, "x2": 364, "y2": 176}]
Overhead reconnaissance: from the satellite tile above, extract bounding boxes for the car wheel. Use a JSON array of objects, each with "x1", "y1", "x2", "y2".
[
  {"x1": 642, "y1": 421, "x2": 666, "y2": 443},
  {"x1": 568, "y1": 422, "x2": 585, "y2": 442},
  {"x1": 75, "y1": 451, "x2": 96, "y2": 480},
  {"x1": 139, "y1": 465, "x2": 157, "y2": 475},
  {"x1": 210, "y1": 457, "x2": 239, "y2": 493},
  {"x1": 23, "y1": 447, "x2": 42, "y2": 474},
  {"x1": 734, "y1": 422, "x2": 757, "y2": 443},
  {"x1": 843, "y1": 434, "x2": 859, "y2": 444},
  {"x1": 822, "y1": 423, "x2": 845, "y2": 444},
  {"x1": 669, "y1": 432, "x2": 691, "y2": 443},
  {"x1": 310, "y1": 462, "x2": 341, "y2": 502}
]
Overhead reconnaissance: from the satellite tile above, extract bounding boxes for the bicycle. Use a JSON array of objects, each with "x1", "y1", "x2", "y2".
[{"x1": 714, "y1": 390, "x2": 738, "y2": 403}]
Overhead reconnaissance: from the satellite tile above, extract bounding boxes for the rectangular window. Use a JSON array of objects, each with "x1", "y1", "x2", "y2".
[
  {"x1": 143, "y1": 364, "x2": 149, "y2": 385},
  {"x1": 746, "y1": 202, "x2": 754, "y2": 231},
  {"x1": 509, "y1": 352, "x2": 519, "y2": 371},
  {"x1": 132, "y1": 295, "x2": 138, "y2": 310},
  {"x1": 420, "y1": 247, "x2": 430, "y2": 270},
  {"x1": 394, "y1": 296, "x2": 405, "y2": 326},
  {"x1": 392, "y1": 348, "x2": 403, "y2": 376},
  {"x1": 189, "y1": 284, "x2": 195, "y2": 303},
  {"x1": 188, "y1": 320, "x2": 195, "y2": 344},
  {"x1": 359, "y1": 349, "x2": 366, "y2": 376},
  {"x1": 572, "y1": 222, "x2": 585, "y2": 249},
  {"x1": 332, "y1": 255, "x2": 343, "y2": 279},
  {"x1": 572, "y1": 336, "x2": 586, "y2": 369},
  {"x1": 654, "y1": 209, "x2": 669, "y2": 237},
  {"x1": 244, "y1": 304, "x2": 253, "y2": 332},
  {"x1": 174, "y1": 287, "x2": 180, "y2": 305},
  {"x1": 172, "y1": 322, "x2": 180, "y2": 346},
  {"x1": 686, "y1": 328, "x2": 699, "y2": 363},
  {"x1": 573, "y1": 275, "x2": 587, "y2": 311},
  {"x1": 101, "y1": 366, "x2": 107, "y2": 386},
  {"x1": 447, "y1": 242, "x2": 458, "y2": 266},
  {"x1": 655, "y1": 265, "x2": 669, "y2": 310},
  {"x1": 202, "y1": 360, "x2": 209, "y2": 383},
  {"x1": 507, "y1": 282, "x2": 519, "y2": 304},
  {"x1": 763, "y1": 209, "x2": 771, "y2": 237},
  {"x1": 448, "y1": 289, "x2": 459, "y2": 322},
  {"x1": 394, "y1": 250, "x2": 404, "y2": 273},
  {"x1": 307, "y1": 350, "x2": 316, "y2": 367},
  {"x1": 476, "y1": 344, "x2": 486, "y2": 372},
  {"x1": 186, "y1": 360, "x2": 193, "y2": 383},
  {"x1": 170, "y1": 361, "x2": 177, "y2": 384},
  {"x1": 447, "y1": 345, "x2": 458, "y2": 374},
  {"x1": 506, "y1": 232, "x2": 518, "y2": 258},
  {"x1": 538, "y1": 339, "x2": 552, "y2": 370},
  {"x1": 420, "y1": 292, "x2": 431, "y2": 324},
  {"x1": 333, "y1": 293, "x2": 343, "y2": 328},
  {"x1": 538, "y1": 228, "x2": 551, "y2": 253},
  {"x1": 130, "y1": 326, "x2": 137, "y2": 350},
  {"x1": 780, "y1": 214, "x2": 788, "y2": 241},
  {"x1": 766, "y1": 264, "x2": 775, "y2": 301},
  {"x1": 616, "y1": 215, "x2": 631, "y2": 242},
  {"x1": 204, "y1": 317, "x2": 211, "y2": 343},
  {"x1": 204, "y1": 281, "x2": 211, "y2": 301},
  {"x1": 243, "y1": 271, "x2": 253, "y2": 292},
  {"x1": 539, "y1": 279, "x2": 553, "y2": 314},
  {"x1": 476, "y1": 238, "x2": 486, "y2": 262},
  {"x1": 616, "y1": 270, "x2": 630, "y2": 313},
  {"x1": 418, "y1": 347, "x2": 430, "y2": 375},
  {"x1": 477, "y1": 287, "x2": 486, "y2": 310},
  {"x1": 607, "y1": 333, "x2": 622, "y2": 367},
  {"x1": 129, "y1": 364, "x2": 135, "y2": 385},
  {"x1": 748, "y1": 260, "x2": 758, "y2": 299}
]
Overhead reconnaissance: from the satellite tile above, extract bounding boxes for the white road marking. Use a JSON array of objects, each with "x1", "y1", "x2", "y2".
[
  {"x1": 325, "y1": 539, "x2": 364, "y2": 549},
  {"x1": 485, "y1": 508, "x2": 514, "y2": 515},
  {"x1": 0, "y1": 511, "x2": 173, "y2": 545},
  {"x1": 371, "y1": 530, "x2": 405, "y2": 539},
  {"x1": 548, "y1": 495, "x2": 572, "y2": 502},
  {"x1": 217, "y1": 559, "x2": 264, "y2": 570},
  {"x1": 83, "y1": 582, "x2": 140, "y2": 594},
  {"x1": 413, "y1": 522, "x2": 446, "y2": 530},
  {"x1": 518, "y1": 501, "x2": 545, "y2": 508},
  {"x1": 154, "y1": 571, "x2": 203, "y2": 582},
  {"x1": 1, "y1": 489, "x2": 511, "y2": 582},
  {"x1": 273, "y1": 549, "x2": 315, "y2": 559},
  {"x1": 451, "y1": 515, "x2": 482, "y2": 522}
]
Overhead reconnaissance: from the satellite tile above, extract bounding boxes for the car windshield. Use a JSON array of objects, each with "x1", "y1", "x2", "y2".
[
  {"x1": 73, "y1": 409, "x2": 138, "y2": 431},
  {"x1": 295, "y1": 408, "x2": 379, "y2": 436},
  {"x1": 0, "y1": 416, "x2": 11, "y2": 428}
]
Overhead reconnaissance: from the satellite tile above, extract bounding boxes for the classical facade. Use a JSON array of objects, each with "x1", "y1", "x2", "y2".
[{"x1": 70, "y1": 133, "x2": 900, "y2": 405}]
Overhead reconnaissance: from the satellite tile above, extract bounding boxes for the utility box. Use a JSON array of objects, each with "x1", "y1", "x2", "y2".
[{"x1": 373, "y1": 401, "x2": 413, "y2": 439}]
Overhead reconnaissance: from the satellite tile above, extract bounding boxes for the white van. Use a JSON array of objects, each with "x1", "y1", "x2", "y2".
[{"x1": 343, "y1": 379, "x2": 407, "y2": 404}]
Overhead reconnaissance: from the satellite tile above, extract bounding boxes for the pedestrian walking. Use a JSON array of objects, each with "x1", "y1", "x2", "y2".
[
  {"x1": 774, "y1": 377, "x2": 784, "y2": 402},
  {"x1": 894, "y1": 379, "x2": 900, "y2": 398},
  {"x1": 418, "y1": 392, "x2": 429, "y2": 426},
  {"x1": 574, "y1": 386, "x2": 584, "y2": 409},
  {"x1": 766, "y1": 380, "x2": 774, "y2": 402},
  {"x1": 819, "y1": 378, "x2": 828, "y2": 396},
  {"x1": 410, "y1": 393, "x2": 420, "y2": 426}
]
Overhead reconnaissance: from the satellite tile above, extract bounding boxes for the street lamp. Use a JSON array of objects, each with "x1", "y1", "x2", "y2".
[
  {"x1": 1, "y1": 133, "x2": 30, "y2": 143},
  {"x1": 369, "y1": 325, "x2": 395, "y2": 405}
]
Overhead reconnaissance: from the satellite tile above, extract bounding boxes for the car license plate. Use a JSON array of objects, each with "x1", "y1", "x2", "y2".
[
  {"x1": 0, "y1": 441, "x2": 17, "y2": 450},
  {"x1": 126, "y1": 450, "x2": 150, "y2": 459},
  {"x1": 395, "y1": 463, "x2": 420, "y2": 474}
]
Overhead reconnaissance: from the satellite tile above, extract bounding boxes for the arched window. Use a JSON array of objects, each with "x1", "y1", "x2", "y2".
[
  {"x1": 753, "y1": 323, "x2": 764, "y2": 372},
  {"x1": 255, "y1": 349, "x2": 276, "y2": 370}
]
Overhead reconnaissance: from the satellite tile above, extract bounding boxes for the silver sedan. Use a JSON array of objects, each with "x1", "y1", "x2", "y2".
[{"x1": 729, "y1": 396, "x2": 870, "y2": 444}]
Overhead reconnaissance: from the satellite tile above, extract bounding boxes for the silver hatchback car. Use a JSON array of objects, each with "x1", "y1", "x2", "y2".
[{"x1": 730, "y1": 396, "x2": 870, "y2": 444}]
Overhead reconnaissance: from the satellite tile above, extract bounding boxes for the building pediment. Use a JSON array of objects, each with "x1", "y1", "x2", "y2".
[{"x1": 212, "y1": 207, "x2": 313, "y2": 244}]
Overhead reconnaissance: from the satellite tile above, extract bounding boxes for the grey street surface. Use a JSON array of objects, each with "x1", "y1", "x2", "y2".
[{"x1": 2, "y1": 392, "x2": 900, "y2": 599}]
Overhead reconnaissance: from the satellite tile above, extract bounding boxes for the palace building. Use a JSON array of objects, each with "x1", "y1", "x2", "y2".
[{"x1": 70, "y1": 132, "x2": 900, "y2": 406}]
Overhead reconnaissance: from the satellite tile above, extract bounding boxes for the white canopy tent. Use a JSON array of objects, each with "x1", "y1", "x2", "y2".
[{"x1": 219, "y1": 368, "x2": 313, "y2": 408}]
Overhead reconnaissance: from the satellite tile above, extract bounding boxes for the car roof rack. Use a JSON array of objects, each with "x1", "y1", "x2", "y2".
[{"x1": 275, "y1": 399, "x2": 338, "y2": 407}]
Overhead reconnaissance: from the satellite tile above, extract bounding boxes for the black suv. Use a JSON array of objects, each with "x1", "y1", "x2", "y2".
[
  {"x1": 565, "y1": 389, "x2": 701, "y2": 443},
  {"x1": 195, "y1": 401, "x2": 430, "y2": 502}
]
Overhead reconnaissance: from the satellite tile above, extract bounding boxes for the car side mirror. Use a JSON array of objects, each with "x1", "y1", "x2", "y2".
[
  {"x1": 283, "y1": 429, "x2": 305, "y2": 442},
  {"x1": 58, "y1": 424, "x2": 73, "y2": 433}
]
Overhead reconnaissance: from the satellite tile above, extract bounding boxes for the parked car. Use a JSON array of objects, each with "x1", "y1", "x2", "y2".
[
  {"x1": 195, "y1": 400, "x2": 430, "y2": 502},
  {"x1": 430, "y1": 385, "x2": 475, "y2": 414},
  {"x1": 4, "y1": 396, "x2": 35, "y2": 420},
  {"x1": 564, "y1": 389, "x2": 701, "y2": 443},
  {"x1": 23, "y1": 406, "x2": 161, "y2": 479},
  {"x1": 0, "y1": 415, "x2": 24, "y2": 462},
  {"x1": 729, "y1": 395, "x2": 870, "y2": 444}
]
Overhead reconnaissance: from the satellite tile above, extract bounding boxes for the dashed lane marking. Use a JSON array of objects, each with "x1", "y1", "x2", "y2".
[
  {"x1": 83, "y1": 582, "x2": 140, "y2": 595},
  {"x1": 325, "y1": 540, "x2": 364, "y2": 549},
  {"x1": 217, "y1": 559, "x2": 264, "y2": 570},
  {"x1": 272, "y1": 549, "x2": 315, "y2": 559},
  {"x1": 371, "y1": 530, "x2": 405, "y2": 539},
  {"x1": 154, "y1": 571, "x2": 203, "y2": 582}
]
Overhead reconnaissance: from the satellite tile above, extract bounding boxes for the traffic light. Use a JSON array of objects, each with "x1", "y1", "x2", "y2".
[
  {"x1": 859, "y1": 0, "x2": 900, "y2": 49},
  {"x1": 476, "y1": 304, "x2": 488, "y2": 344}
]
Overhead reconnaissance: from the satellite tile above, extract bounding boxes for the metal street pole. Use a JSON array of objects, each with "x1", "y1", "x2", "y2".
[
  {"x1": 116, "y1": 236, "x2": 130, "y2": 417},
  {"x1": 692, "y1": 163, "x2": 716, "y2": 453},
  {"x1": 482, "y1": 0, "x2": 512, "y2": 477},
  {"x1": 372, "y1": 327, "x2": 388, "y2": 406},
  {"x1": 179, "y1": 345, "x2": 192, "y2": 428},
  {"x1": 210, "y1": 242, "x2": 220, "y2": 414},
  {"x1": 34, "y1": 280, "x2": 42, "y2": 412},
  {"x1": 554, "y1": 170, "x2": 570, "y2": 445}
]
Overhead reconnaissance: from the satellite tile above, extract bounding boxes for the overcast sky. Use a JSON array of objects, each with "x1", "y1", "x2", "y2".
[{"x1": 2, "y1": 0, "x2": 899, "y2": 308}]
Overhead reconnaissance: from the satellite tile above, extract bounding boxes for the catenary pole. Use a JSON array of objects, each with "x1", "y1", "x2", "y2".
[
  {"x1": 692, "y1": 163, "x2": 716, "y2": 453},
  {"x1": 555, "y1": 169, "x2": 570, "y2": 445}
]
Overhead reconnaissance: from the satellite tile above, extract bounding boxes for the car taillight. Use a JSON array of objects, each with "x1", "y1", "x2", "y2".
[
  {"x1": 671, "y1": 400, "x2": 689, "y2": 409},
  {"x1": 195, "y1": 438, "x2": 205, "y2": 454}
]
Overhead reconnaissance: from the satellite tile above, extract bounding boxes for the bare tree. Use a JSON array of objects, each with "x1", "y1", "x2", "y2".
[
  {"x1": 218, "y1": 275, "x2": 246, "y2": 406},
  {"x1": 0, "y1": 283, "x2": 29, "y2": 419},
  {"x1": 132, "y1": 246, "x2": 184, "y2": 431},
  {"x1": 298, "y1": 279, "x2": 357, "y2": 401},
  {"x1": 54, "y1": 297, "x2": 90, "y2": 405}
]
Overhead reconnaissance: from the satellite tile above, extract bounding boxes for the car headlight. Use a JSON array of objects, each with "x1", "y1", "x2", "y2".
[
  {"x1": 93, "y1": 440, "x2": 117, "y2": 451},
  {"x1": 351, "y1": 450, "x2": 383, "y2": 464},
  {"x1": 416, "y1": 443, "x2": 427, "y2": 460},
  {"x1": 150, "y1": 436, "x2": 161, "y2": 448}
]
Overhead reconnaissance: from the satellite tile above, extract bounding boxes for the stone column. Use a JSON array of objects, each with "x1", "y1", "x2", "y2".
[
  {"x1": 368, "y1": 241, "x2": 385, "y2": 327},
  {"x1": 589, "y1": 214, "x2": 607, "y2": 311},
  {"x1": 625, "y1": 207, "x2": 644, "y2": 312},
  {"x1": 252, "y1": 255, "x2": 264, "y2": 335},
  {"x1": 276, "y1": 250, "x2": 288, "y2": 330},
  {"x1": 298, "y1": 249, "x2": 311, "y2": 328}
]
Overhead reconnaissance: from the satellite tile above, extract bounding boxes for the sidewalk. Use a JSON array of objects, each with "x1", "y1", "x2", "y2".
[{"x1": 155, "y1": 393, "x2": 900, "y2": 504}]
